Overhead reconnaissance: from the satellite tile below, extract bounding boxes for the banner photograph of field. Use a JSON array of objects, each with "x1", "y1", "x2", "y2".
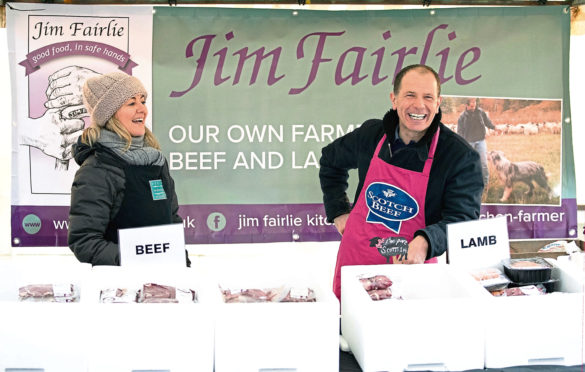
[{"x1": 442, "y1": 97, "x2": 561, "y2": 206}]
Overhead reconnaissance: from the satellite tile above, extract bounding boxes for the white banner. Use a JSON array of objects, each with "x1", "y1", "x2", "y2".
[{"x1": 8, "y1": 3, "x2": 153, "y2": 206}]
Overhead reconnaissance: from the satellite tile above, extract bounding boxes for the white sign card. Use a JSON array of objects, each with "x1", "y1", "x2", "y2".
[
  {"x1": 447, "y1": 216, "x2": 510, "y2": 269},
  {"x1": 118, "y1": 223, "x2": 186, "y2": 267}
]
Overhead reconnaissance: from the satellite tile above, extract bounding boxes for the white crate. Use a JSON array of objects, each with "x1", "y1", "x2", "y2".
[
  {"x1": 447, "y1": 218, "x2": 584, "y2": 368},
  {"x1": 0, "y1": 260, "x2": 91, "y2": 372},
  {"x1": 0, "y1": 260, "x2": 91, "y2": 302},
  {"x1": 556, "y1": 254, "x2": 585, "y2": 367},
  {"x1": 341, "y1": 264, "x2": 487, "y2": 372},
  {"x1": 211, "y1": 263, "x2": 340, "y2": 372},
  {"x1": 482, "y1": 259, "x2": 584, "y2": 368},
  {"x1": 85, "y1": 265, "x2": 215, "y2": 372}
]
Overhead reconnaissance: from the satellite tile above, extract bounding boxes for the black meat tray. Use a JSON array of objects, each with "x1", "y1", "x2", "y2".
[{"x1": 502, "y1": 258, "x2": 553, "y2": 284}]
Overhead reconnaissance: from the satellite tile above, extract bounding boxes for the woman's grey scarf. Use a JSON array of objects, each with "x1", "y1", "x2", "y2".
[{"x1": 97, "y1": 129, "x2": 165, "y2": 166}]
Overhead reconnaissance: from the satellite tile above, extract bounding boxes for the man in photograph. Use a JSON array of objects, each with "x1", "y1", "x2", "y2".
[{"x1": 457, "y1": 97, "x2": 495, "y2": 187}]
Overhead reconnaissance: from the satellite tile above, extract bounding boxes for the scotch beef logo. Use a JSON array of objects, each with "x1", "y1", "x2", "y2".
[{"x1": 365, "y1": 182, "x2": 419, "y2": 233}]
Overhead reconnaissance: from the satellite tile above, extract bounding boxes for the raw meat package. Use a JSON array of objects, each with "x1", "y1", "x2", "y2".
[
  {"x1": 221, "y1": 286, "x2": 316, "y2": 303},
  {"x1": 18, "y1": 283, "x2": 79, "y2": 302},
  {"x1": 221, "y1": 287, "x2": 277, "y2": 303},
  {"x1": 508, "y1": 278, "x2": 558, "y2": 293},
  {"x1": 99, "y1": 283, "x2": 197, "y2": 303},
  {"x1": 99, "y1": 288, "x2": 137, "y2": 303},
  {"x1": 498, "y1": 284, "x2": 547, "y2": 297},
  {"x1": 359, "y1": 275, "x2": 394, "y2": 301},
  {"x1": 502, "y1": 258, "x2": 553, "y2": 283},
  {"x1": 280, "y1": 287, "x2": 317, "y2": 302},
  {"x1": 138, "y1": 283, "x2": 197, "y2": 303},
  {"x1": 469, "y1": 267, "x2": 511, "y2": 292}
]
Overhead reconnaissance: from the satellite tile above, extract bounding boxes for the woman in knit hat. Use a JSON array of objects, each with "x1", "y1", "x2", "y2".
[{"x1": 68, "y1": 71, "x2": 189, "y2": 266}]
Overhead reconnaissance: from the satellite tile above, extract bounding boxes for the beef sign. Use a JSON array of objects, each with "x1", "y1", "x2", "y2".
[{"x1": 369, "y1": 236, "x2": 409, "y2": 263}]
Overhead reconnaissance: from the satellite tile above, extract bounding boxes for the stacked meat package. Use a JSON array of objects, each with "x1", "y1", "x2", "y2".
[
  {"x1": 471, "y1": 257, "x2": 556, "y2": 296},
  {"x1": 359, "y1": 275, "x2": 394, "y2": 300}
]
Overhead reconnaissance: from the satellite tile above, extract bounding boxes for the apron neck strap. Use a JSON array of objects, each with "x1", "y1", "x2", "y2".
[
  {"x1": 375, "y1": 134, "x2": 387, "y2": 156},
  {"x1": 376, "y1": 126, "x2": 440, "y2": 176},
  {"x1": 423, "y1": 127, "x2": 440, "y2": 175}
]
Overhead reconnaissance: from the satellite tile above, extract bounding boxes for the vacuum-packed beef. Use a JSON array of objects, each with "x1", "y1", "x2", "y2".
[
  {"x1": 359, "y1": 275, "x2": 396, "y2": 301},
  {"x1": 280, "y1": 287, "x2": 316, "y2": 302},
  {"x1": 360, "y1": 275, "x2": 392, "y2": 291},
  {"x1": 101, "y1": 283, "x2": 197, "y2": 303},
  {"x1": 367, "y1": 288, "x2": 393, "y2": 301},
  {"x1": 19, "y1": 284, "x2": 79, "y2": 302},
  {"x1": 222, "y1": 288, "x2": 276, "y2": 303}
]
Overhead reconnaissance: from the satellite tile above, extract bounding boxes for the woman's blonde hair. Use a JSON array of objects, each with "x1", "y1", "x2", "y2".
[{"x1": 81, "y1": 117, "x2": 161, "y2": 151}]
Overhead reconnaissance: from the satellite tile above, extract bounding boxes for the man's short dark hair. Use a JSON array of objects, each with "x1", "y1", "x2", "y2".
[{"x1": 393, "y1": 64, "x2": 441, "y2": 96}]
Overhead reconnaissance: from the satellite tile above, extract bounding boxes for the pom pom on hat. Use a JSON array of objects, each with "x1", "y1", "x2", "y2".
[{"x1": 82, "y1": 71, "x2": 147, "y2": 127}]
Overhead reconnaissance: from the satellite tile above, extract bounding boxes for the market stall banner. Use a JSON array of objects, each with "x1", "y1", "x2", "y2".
[
  {"x1": 9, "y1": 4, "x2": 577, "y2": 246},
  {"x1": 8, "y1": 3, "x2": 154, "y2": 246}
]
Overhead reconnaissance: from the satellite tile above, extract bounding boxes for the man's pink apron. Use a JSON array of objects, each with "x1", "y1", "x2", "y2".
[{"x1": 333, "y1": 130, "x2": 440, "y2": 299}]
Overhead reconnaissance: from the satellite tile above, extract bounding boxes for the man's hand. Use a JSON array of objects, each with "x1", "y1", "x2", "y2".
[
  {"x1": 394, "y1": 235, "x2": 429, "y2": 264},
  {"x1": 333, "y1": 213, "x2": 350, "y2": 235}
]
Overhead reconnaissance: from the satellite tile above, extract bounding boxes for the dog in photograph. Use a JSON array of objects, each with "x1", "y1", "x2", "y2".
[{"x1": 487, "y1": 150, "x2": 552, "y2": 202}]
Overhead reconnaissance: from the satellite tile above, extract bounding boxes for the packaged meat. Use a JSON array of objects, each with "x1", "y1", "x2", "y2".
[
  {"x1": 502, "y1": 258, "x2": 552, "y2": 284},
  {"x1": 140, "y1": 283, "x2": 176, "y2": 302},
  {"x1": 367, "y1": 288, "x2": 392, "y2": 301},
  {"x1": 508, "y1": 279, "x2": 558, "y2": 293},
  {"x1": 501, "y1": 284, "x2": 546, "y2": 297},
  {"x1": 221, "y1": 286, "x2": 317, "y2": 303},
  {"x1": 19, "y1": 284, "x2": 53, "y2": 300},
  {"x1": 137, "y1": 283, "x2": 197, "y2": 303},
  {"x1": 470, "y1": 268, "x2": 501, "y2": 281},
  {"x1": 18, "y1": 283, "x2": 79, "y2": 302},
  {"x1": 358, "y1": 275, "x2": 398, "y2": 301},
  {"x1": 360, "y1": 275, "x2": 392, "y2": 291},
  {"x1": 101, "y1": 283, "x2": 197, "y2": 303},
  {"x1": 100, "y1": 288, "x2": 138, "y2": 303},
  {"x1": 538, "y1": 240, "x2": 581, "y2": 254},
  {"x1": 280, "y1": 287, "x2": 316, "y2": 303},
  {"x1": 469, "y1": 268, "x2": 510, "y2": 292},
  {"x1": 221, "y1": 287, "x2": 276, "y2": 303},
  {"x1": 489, "y1": 288, "x2": 505, "y2": 297}
]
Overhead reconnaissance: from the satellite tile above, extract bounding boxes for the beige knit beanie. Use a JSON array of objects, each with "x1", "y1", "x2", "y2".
[{"x1": 82, "y1": 71, "x2": 148, "y2": 127}]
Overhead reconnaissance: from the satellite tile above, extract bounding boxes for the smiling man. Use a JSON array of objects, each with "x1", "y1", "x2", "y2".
[{"x1": 319, "y1": 64, "x2": 484, "y2": 299}]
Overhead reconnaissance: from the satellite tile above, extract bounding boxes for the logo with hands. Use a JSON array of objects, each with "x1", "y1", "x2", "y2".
[{"x1": 19, "y1": 65, "x2": 100, "y2": 170}]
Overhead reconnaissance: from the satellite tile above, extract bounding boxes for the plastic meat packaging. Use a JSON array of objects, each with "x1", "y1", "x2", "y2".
[
  {"x1": 221, "y1": 287, "x2": 278, "y2": 303},
  {"x1": 100, "y1": 283, "x2": 197, "y2": 303},
  {"x1": 499, "y1": 284, "x2": 547, "y2": 297},
  {"x1": 470, "y1": 268, "x2": 511, "y2": 292},
  {"x1": 508, "y1": 279, "x2": 558, "y2": 293},
  {"x1": 99, "y1": 288, "x2": 137, "y2": 303},
  {"x1": 502, "y1": 258, "x2": 552, "y2": 284},
  {"x1": 538, "y1": 240, "x2": 581, "y2": 254},
  {"x1": 359, "y1": 275, "x2": 398, "y2": 301},
  {"x1": 220, "y1": 286, "x2": 316, "y2": 303},
  {"x1": 280, "y1": 287, "x2": 316, "y2": 302},
  {"x1": 18, "y1": 283, "x2": 80, "y2": 302}
]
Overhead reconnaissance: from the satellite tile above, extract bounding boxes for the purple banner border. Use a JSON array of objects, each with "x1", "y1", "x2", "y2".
[{"x1": 11, "y1": 199, "x2": 578, "y2": 247}]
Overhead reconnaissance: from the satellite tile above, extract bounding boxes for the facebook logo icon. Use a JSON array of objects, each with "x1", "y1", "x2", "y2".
[{"x1": 206, "y1": 212, "x2": 226, "y2": 232}]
